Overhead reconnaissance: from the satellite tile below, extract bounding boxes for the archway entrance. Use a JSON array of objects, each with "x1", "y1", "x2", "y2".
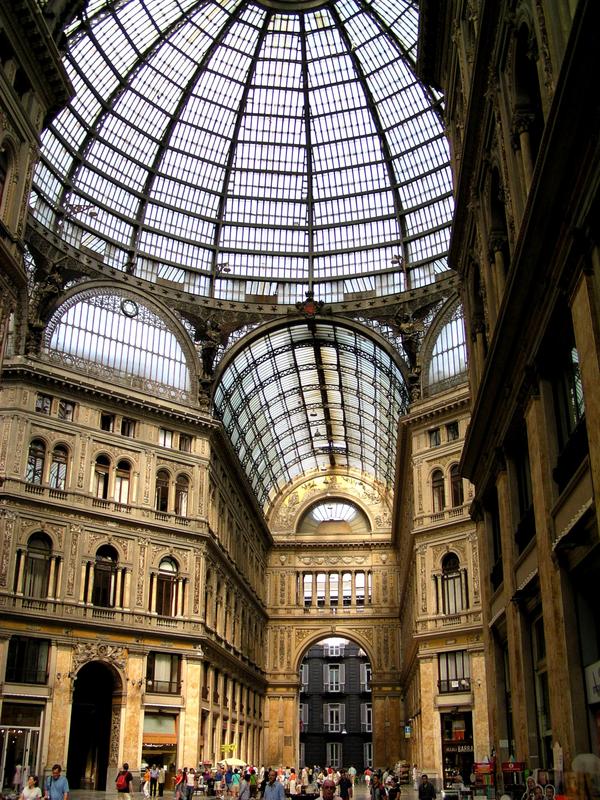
[
  {"x1": 66, "y1": 661, "x2": 118, "y2": 790},
  {"x1": 299, "y1": 637, "x2": 372, "y2": 772}
]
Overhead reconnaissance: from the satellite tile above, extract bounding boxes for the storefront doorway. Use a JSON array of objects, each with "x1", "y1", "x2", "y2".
[{"x1": 0, "y1": 703, "x2": 43, "y2": 792}]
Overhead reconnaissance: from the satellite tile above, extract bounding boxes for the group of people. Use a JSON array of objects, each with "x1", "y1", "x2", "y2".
[{"x1": 15, "y1": 765, "x2": 70, "y2": 800}]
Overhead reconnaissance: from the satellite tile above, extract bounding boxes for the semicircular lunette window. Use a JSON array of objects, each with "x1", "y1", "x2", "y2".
[
  {"x1": 32, "y1": 0, "x2": 453, "y2": 304},
  {"x1": 214, "y1": 320, "x2": 410, "y2": 511},
  {"x1": 297, "y1": 500, "x2": 370, "y2": 535},
  {"x1": 43, "y1": 290, "x2": 192, "y2": 400}
]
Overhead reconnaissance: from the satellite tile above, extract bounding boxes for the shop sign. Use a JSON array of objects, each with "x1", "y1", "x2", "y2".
[
  {"x1": 584, "y1": 660, "x2": 600, "y2": 705},
  {"x1": 404, "y1": 725, "x2": 412, "y2": 738},
  {"x1": 444, "y1": 745, "x2": 474, "y2": 753}
]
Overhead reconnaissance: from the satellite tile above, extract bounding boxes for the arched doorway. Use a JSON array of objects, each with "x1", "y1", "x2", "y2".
[
  {"x1": 66, "y1": 661, "x2": 119, "y2": 790},
  {"x1": 299, "y1": 637, "x2": 373, "y2": 772}
]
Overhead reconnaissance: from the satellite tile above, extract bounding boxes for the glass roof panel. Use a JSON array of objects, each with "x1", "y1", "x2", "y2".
[
  {"x1": 33, "y1": 0, "x2": 453, "y2": 302},
  {"x1": 214, "y1": 320, "x2": 409, "y2": 510}
]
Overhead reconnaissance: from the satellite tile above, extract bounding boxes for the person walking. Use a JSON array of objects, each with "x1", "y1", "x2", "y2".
[
  {"x1": 116, "y1": 763, "x2": 133, "y2": 800},
  {"x1": 338, "y1": 770, "x2": 353, "y2": 800},
  {"x1": 158, "y1": 767, "x2": 166, "y2": 798},
  {"x1": 44, "y1": 765, "x2": 69, "y2": 800}
]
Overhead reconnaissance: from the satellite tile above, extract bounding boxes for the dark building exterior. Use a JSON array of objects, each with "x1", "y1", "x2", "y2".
[{"x1": 300, "y1": 640, "x2": 372, "y2": 770}]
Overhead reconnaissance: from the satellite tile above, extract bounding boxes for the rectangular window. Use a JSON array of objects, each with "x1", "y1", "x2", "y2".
[
  {"x1": 300, "y1": 663, "x2": 309, "y2": 690},
  {"x1": 363, "y1": 742, "x2": 373, "y2": 769},
  {"x1": 326, "y1": 742, "x2": 342, "y2": 769},
  {"x1": 324, "y1": 702, "x2": 345, "y2": 732},
  {"x1": 324, "y1": 663, "x2": 345, "y2": 692},
  {"x1": 100, "y1": 412, "x2": 115, "y2": 432},
  {"x1": 438, "y1": 650, "x2": 470, "y2": 693},
  {"x1": 326, "y1": 643, "x2": 341, "y2": 657},
  {"x1": 361, "y1": 702, "x2": 372, "y2": 732},
  {"x1": 360, "y1": 662, "x2": 372, "y2": 692},
  {"x1": 299, "y1": 702, "x2": 309, "y2": 732},
  {"x1": 57, "y1": 399, "x2": 75, "y2": 421},
  {"x1": 429, "y1": 427, "x2": 441, "y2": 447},
  {"x1": 121, "y1": 417, "x2": 136, "y2": 437},
  {"x1": 159, "y1": 428, "x2": 174, "y2": 447},
  {"x1": 179, "y1": 434, "x2": 192, "y2": 452},
  {"x1": 446, "y1": 421, "x2": 459, "y2": 441},
  {"x1": 146, "y1": 653, "x2": 181, "y2": 694},
  {"x1": 6, "y1": 637, "x2": 50, "y2": 684},
  {"x1": 316, "y1": 572, "x2": 326, "y2": 607},
  {"x1": 36, "y1": 394, "x2": 52, "y2": 414}
]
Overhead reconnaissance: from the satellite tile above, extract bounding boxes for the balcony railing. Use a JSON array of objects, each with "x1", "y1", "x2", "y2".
[
  {"x1": 146, "y1": 679, "x2": 180, "y2": 694},
  {"x1": 414, "y1": 503, "x2": 470, "y2": 528}
]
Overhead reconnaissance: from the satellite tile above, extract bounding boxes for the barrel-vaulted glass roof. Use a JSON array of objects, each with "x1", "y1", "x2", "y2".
[
  {"x1": 31, "y1": 0, "x2": 453, "y2": 305},
  {"x1": 213, "y1": 320, "x2": 409, "y2": 511}
]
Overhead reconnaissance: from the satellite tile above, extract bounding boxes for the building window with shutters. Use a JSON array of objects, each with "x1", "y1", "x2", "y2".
[
  {"x1": 324, "y1": 663, "x2": 345, "y2": 692},
  {"x1": 324, "y1": 702, "x2": 345, "y2": 732},
  {"x1": 361, "y1": 702, "x2": 372, "y2": 732}
]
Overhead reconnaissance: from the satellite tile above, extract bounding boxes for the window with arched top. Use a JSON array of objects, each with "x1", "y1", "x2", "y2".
[
  {"x1": 156, "y1": 557, "x2": 179, "y2": 617},
  {"x1": 0, "y1": 147, "x2": 9, "y2": 211},
  {"x1": 23, "y1": 533, "x2": 52, "y2": 599},
  {"x1": 432, "y1": 469, "x2": 445, "y2": 512},
  {"x1": 155, "y1": 469, "x2": 170, "y2": 512},
  {"x1": 450, "y1": 464, "x2": 464, "y2": 507},
  {"x1": 92, "y1": 544, "x2": 118, "y2": 607},
  {"x1": 94, "y1": 454, "x2": 110, "y2": 499},
  {"x1": 114, "y1": 459, "x2": 131, "y2": 504},
  {"x1": 49, "y1": 445, "x2": 69, "y2": 490},
  {"x1": 427, "y1": 306, "x2": 468, "y2": 395},
  {"x1": 175, "y1": 474, "x2": 189, "y2": 516},
  {"x1": 26, "y1": 439, "x2": 46, "y2": 485},
  {"x1": 441, "y1": 553, "x2": 466, "y2": 614}
]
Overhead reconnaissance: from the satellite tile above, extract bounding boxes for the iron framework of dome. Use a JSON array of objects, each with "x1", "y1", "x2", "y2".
[{"x1": 31, "y1": 0, "x2": 454, "y2": 306}]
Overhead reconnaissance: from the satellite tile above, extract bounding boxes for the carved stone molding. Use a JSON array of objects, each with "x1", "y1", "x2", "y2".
[{"x1": 72, "y1": 641, "x2": 127, "y2": 672}]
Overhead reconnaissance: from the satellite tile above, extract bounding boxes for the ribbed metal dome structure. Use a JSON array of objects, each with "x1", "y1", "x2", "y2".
[{"x1": 32, "y1": 0, "x2": 453, "y2": 306}]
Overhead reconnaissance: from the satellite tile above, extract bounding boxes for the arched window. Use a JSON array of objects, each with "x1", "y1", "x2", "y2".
[
  {"x1": 26, "y1": 439, "x2": 46, "y2": 485},
  {"x1": 155, "y1": 470, "x2": 170, "y2": 512},
  {"x1": 442, "y1": 553, "x2": 466, "y2": 614},
  {"x1": 49, "y1": 445, "x2": 68, "y2": 490},
  {"x1": 114, "y1": 459, "x2": 131, "y2": 504},
  {"x1": 94, "y1": 454, "x2": 110, "y2": 499},
  {"x1": 432, "y1": 469, "x2": 445, "y2": 512},
  {"x1": 23, "y1": 533, "x2": 52, "y2": 598},
  {"x1": 451, "y1": 464, "x2": 464, "y2": 507},
  {"x1": 156, "y1": 557, "x2": 178, "y2": 617},
  {"x1": 0, "y1": 147, "x2": 9, "y2": 210},
  {"x1": 175, "y1": 474, "x2": 189, "y2": 516},
  {"x1": 92, "y1": 545, "x2": 118, "y2": 607}
]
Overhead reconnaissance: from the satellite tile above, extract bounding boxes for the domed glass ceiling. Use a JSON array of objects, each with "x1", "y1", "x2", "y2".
[
  {"x1": 32, "y1": 0, "x2": 453, "y2": 305},
  {"x1": 214, "y1": 319, "x2": 409, "y2": 511}
]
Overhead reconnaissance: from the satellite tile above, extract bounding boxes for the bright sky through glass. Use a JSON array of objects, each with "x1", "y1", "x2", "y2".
[{"x1": 32, "y1": 0, "x2": 454, "y2": 305}]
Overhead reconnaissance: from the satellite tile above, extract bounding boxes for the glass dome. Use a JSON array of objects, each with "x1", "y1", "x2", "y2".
[{"x1": 32, "y1": 0, "x2": 454, "y2": 305}]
